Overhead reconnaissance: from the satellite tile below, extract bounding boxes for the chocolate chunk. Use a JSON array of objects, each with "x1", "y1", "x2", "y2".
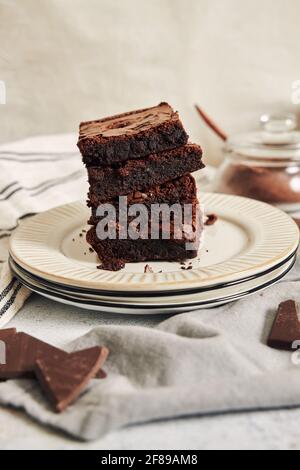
[
  {"x1": 0, "y1": 333, "x2": 69, "y2": 379},
  {"x1": 0, "y1": 332, "x2": 107, "y2": 381},
  {"x1": 267, "y1": 300, "x2": 300, "y2": 350},
  {"x1": 181, "y1": 265, "x2": 193, "y2": 270},
  {"x1": 96, "y1": 368, "x2": 107, "y2": 379},
  {"x1": 97, "y1": 258, "x2": 125, "y2": 271},
  {"x1": 35, "y1": 346, "x2": 109, "y2": 412},
  {"x1": 144, "y1": 264, "x2": 154, "y2": 273},
  {"x1": 205, "y1": 214, "x2": 218, "y2": 226}
]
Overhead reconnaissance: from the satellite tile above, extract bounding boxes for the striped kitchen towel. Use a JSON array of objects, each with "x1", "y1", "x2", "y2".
[{"x1": 0, "y1": 133, "x2": 88, "y2": 327}]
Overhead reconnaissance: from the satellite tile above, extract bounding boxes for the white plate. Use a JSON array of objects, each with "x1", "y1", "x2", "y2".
[
  {"x1": 9, "y1": 193, "x2": 299, "y2": 293},
  {"x1": 10, "y1": 254, "x2": 296, "y2": 313},
  {"x1": 10, "y1": 253, "x2": 296, "y2": 306}
]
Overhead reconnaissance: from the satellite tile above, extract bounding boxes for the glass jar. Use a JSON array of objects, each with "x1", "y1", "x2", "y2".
[{"x1": 213, "y1": 114, "x2": 300, "y2": 212}]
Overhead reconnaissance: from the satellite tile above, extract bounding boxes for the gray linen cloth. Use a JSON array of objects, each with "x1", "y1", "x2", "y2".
[{"x1": 0, "y1": 257, "x2": 299, "y2": 441}]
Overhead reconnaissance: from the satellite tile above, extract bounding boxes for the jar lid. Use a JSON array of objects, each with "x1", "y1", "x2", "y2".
[{"x1": 227, "y1": 113, "x2": 300, "y2": 160}]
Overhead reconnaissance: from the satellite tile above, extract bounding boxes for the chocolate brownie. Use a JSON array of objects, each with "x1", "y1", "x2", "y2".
[
  {"x1": 87, "y1": 144, "x2": 203, "y2": 202},
  {"x1": 78, "y1": 102, "x2": 189, "y2": 166},
  {"x1": 88, "y1": 174, "x2": 197, "y2": 224},
  {"x1": 86, "y1": 218, "x2": 201, "y2": 271},
  {"x1": 89, "y1": 198, "x2": 200, "y2": 240}
]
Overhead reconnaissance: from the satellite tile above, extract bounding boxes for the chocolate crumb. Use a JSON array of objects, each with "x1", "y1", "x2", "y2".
[
  {"x1": 144, "y1": 264, "x2": 154, "y2": 273},
  {"x1": 181, "y1": 265, "x2": 193, "y2": 270},
  {"x1": 97, "y1": 259, "x2": 125, "y2": 271},
  {"x1": 79, "y1": 233, "x2": 83, "y2": 237},
  {"x1": 89, "y1": 247, "x2": 94, "y2": 253},
  {"x1": 72, "y1": 238, "x2": 75, "y2": 242},
  {"x1": 205, "y1": 214, "x2": 218, "y2": 226}
]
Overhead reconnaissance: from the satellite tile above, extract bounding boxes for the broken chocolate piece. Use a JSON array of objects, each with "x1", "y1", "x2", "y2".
[
  {"x1": 205, "y1": 214, "x2": 218, "y2": 226},
  {"x1": 0, "y1": 331, "x2": 107, "y2": 381},
  {"x1": 97, "y1": 258, "x2": 125, "y2": 271},
  {"x1": 267, "y1": 300, "x2": 300, "y2": 350},
  {"x1": 35, "y1": 346, "x2": 109, "y2": 412},
  {"x1": 96, "y1": 368, "x2": 107, "y2": 379},
  {"x1": 0, "y1": 333, "x2": 69, "y2": 379},
  {"x1": 144, "y1": 264, "x2": 154, "y2": 273}
]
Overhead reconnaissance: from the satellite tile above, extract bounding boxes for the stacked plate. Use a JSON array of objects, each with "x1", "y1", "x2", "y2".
[{"x1": 9, "y1": 193, "x2": 299, "y2": 315}]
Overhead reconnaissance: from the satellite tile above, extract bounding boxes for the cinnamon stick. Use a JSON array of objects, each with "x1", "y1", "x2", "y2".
[{"x1": 195, "y1": 105, "x2": 228, "y2": 142}]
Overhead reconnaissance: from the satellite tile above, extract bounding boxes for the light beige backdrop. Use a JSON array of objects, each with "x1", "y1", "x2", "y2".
[{"x1": 1, "y1": 0, "x2": 299, "y2": 165}]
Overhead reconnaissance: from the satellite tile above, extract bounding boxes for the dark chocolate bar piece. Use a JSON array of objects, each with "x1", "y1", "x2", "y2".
[
  {"x1": 35, "y1": 346, "x2": 109, "y2": 412},
  {"x1": 0, "y1": 332, "x2": 107, "y2": 380},
  {"x1": 87, "y1": 144, "x2": 203, "y2": 202},
  {"x1": 78, "y1": 102, "x2": 189, "y2": 166},
  {"x1": 0, "y1": 333, "x2": 68, "y2": 379},
  {"x1": 267, "y1": 300, "x2": 300, "y2": 350}
]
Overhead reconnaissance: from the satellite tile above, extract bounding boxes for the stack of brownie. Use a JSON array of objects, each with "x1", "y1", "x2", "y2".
[{"x1": 77, "y1": 103, "x2": 205, "y2": 271}]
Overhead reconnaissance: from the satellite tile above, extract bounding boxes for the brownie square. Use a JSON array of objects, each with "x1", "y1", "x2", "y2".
[
  {"x1": 86, "y1": 182, "x2": 202, "y2": 271},
  {"x1": 86, "y1": 202, "x2": 201, "y2": 271},
  {"x1": 88, "y1": 174, "x2": 198, "y2": 224},
  {"x1": 78, "y1": 102, "x2": 188, "y2": 166},
  {"x1": 87, "y1": 144, "x2": 203, "y2": 202}
]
